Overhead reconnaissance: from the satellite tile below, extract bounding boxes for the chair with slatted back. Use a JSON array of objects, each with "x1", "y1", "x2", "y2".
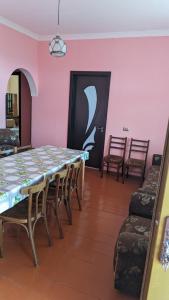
[
  {"x1": 67, "y1": 159, "x2": 83, "y2": 225},
  {"x1": 0, "y1": 177, "x2": 51, "y2": 267},
  {"x1": 47, "y1": 165, "x2": 71, "y2": 239},
  {"x1": 100, "y1": 135, "x2": 127, "y2": 181},
  {"x1": 123, "y1": 138, "x2": 150, "y2": 183}
]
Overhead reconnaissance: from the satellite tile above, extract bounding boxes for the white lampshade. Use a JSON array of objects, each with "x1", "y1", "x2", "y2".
[{"x1": 49, "y1": 35, "x2": 67, "y2": 57}]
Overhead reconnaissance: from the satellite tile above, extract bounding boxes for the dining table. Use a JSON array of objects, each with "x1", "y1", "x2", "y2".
[{"x1": 0, "y1": 145, "x2": 89, "y2": 214}]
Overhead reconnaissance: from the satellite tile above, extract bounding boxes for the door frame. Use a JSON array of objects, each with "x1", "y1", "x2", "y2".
[
  {"x1": 13, "y1": 70, "x2": 32, "y2": 147},
  {"x1": 6, "y1": 71, "x2": 21, "y2": 146},
  {"x1": 13, "y1": 71, "x2": 21, "y2": 145},
  {"x1": 67, "y1": 71, "x2": 111, "y2": 167}
]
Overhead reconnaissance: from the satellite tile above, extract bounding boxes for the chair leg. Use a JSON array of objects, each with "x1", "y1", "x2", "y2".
[
  {"x1": 121, "y1": 163, "x2": 125, "y2": 184},
  {"x1": 54, "y1": 203, "x2": 64, "y2": 239},
  {"x1": 122, "y1": 165, "x2": 126, "y2": 184},
  {"x1": 28, "y1": 222, "x2": 38, "y2": 267},
  {"x1": 116, "y1": 165, "x2": 120, "y2": 181},
  {"x1": 140, "y1": 168, "x2": 145, "y2": 186},
  {"x1": 64, "y1": 197, "x2": 72, "y2": 225},
  {"x1": 76, "y1": 187, "x2": 82, "y2": 211},
  {"x1": 43, "y1": 214, "x2": 52, "y2": 247},
  {"x1": 107, "y1": 163, "x2": 109, "y2": 173},
  {"x1": 0, "y1": 220, "x2": 4, "y2": 258},
  {"x1": 126, "y1": 166, "x2": 129, "y2": 178}
]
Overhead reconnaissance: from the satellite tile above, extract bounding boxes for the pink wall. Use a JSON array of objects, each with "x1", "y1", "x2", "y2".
[
  {"x1": 0, "y1": 23, "x2": 168, "y2": 164},
  {"x1": 0, "y1": 24, "x2": 38, "y2": 127},
  {"x1": 33, "y1": 37, "x2": 169, "y2": 164}
]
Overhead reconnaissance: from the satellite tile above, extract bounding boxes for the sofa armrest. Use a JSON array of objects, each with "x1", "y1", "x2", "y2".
[
  {"x1": 138, "y1": 186, "x2": 157, "y2": 196},
  {"x1": 114, "y1": 231, "x2": 149, "y2": 297}
]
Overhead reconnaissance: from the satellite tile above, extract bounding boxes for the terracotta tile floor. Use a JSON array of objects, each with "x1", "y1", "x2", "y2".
[{"x1": 0, "y1": 168, "x2": 140, "y2": 300}]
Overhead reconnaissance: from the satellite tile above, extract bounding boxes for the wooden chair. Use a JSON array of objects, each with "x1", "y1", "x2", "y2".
[
  {"x1": 0, "y1": 177, "x2": 51, "y2": 267},
  {"x1": 101, "y1": 135, "x2": 127, "y2": 181},
  {"x1": 123, "y1": 138, "x2": 150, "y2": 183},
  {"x1": 67, "y1": 160, "x2": 83, "y2": 225},
  {"x1": 47, "y1": 165, "x2": 71, "y2": 239}
]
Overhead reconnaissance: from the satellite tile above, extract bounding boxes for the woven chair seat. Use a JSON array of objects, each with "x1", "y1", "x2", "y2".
[
  {"x1": 126, "y1": 158, "x2": 145, "y2": 168},
  {"x1": 104, "y1": 154, "x2": 123, "y2": 164},
  {"x1": 101, "y1": 135, "x2": 127, "y2": 182},
  {"x1": 1, "y1": 199, "x2": 42, "y2": 223}
]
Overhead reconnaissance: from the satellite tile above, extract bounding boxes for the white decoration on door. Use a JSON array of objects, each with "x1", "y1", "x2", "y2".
[
  {"x1": 84, "y1": 86, "x2": 97, "y2": 133},
  {"x1": 83, "y1": 127, "x2": 96, "y2": 151}
]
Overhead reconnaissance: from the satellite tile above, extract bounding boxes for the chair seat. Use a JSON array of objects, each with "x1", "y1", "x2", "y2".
[
  {"x1": 0, "y1": 199, "x2": 41, "y2": 223},
  {"x1": 104, "y1": 155, "x2": 123, "y2": 164},
  {"x1": 126, "y1": 158, "x2": 145, "y2": 168}
]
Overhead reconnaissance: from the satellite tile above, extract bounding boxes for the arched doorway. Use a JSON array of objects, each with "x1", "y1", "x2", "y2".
[{"x1": 6, "y1": 69, "x2": 33, "y2": 147}]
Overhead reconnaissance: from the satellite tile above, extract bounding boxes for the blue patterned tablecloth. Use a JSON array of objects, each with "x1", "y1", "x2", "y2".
[{"x1": 0, "y1": 145, "x2": 89, "y2": 213}]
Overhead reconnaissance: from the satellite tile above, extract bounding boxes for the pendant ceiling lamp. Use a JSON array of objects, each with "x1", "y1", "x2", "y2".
[{"x1": 49, "y1": 0, "x2": 67, "y2": 57}]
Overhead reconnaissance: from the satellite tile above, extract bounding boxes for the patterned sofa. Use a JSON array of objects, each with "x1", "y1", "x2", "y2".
[
  {"x1": 114, "y1": 215, "x2": 151, "y2": 297},
  {"x1": 113, "y1": 162, "x2": 161, "y2": 297},
  {"x1": 129, "y1": 165, "x2": 161, "y2": 219},
  {"x1": 0, "y1": 128, "x2": 20, "y2": 157}
]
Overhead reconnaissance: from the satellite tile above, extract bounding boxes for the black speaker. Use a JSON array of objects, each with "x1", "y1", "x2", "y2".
[{"x1": 152, "y1": 154, "x2": 163, "y2": 166}]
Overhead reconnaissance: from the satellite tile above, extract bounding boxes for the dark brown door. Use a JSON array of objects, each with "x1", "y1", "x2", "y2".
[
  {"x1": 20, "y1": 72, "x2": 32, "y2": 146},
  {"x1": 68, "y1": 71, "x2": 111, "y2": 168}
]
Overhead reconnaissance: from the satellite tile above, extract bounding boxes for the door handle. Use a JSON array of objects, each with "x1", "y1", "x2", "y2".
[{"x1": 97, "y1": 126, "x2": 104, "y2": 133}]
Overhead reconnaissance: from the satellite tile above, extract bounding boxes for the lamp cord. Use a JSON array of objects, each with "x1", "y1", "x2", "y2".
[{"x1": 58, "y1": 0, "x2": 61, "y2": 26}]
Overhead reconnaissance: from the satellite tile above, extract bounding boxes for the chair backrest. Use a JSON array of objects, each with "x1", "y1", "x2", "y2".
[
  {"x1": 49, "y1": 165, "x2": 70, "y2": 200},
  {"x1": 108, "y1": 135, "x2": 127, "y2": 159},
  {"x1": 20, "y1": 177, "x2": 48, "y2": 221},
  {"x1": 128, "y1": 138, "x2": 150, "y2": 163},
  {"x1": 70, "y1": 159, "x2": 83, "y2": 189}
]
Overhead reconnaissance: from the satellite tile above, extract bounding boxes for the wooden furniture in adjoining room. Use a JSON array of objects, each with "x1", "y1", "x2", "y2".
[
  {"x1": 6, "y1": 118, "x2": 16, "y2": 128},
  {"x1": 123, "y1": 138, "x2": 150, "y2": 183},
  {"x1": 101, "y1": 135, "x2": 127, "y2": 181}
]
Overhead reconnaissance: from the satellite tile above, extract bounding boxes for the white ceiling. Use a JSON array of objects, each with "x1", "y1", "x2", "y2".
[{"x1": 0, "y1": 0, "x2": 169, "y2": 40}]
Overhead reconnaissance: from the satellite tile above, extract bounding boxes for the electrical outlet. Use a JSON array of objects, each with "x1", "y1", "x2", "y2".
[{"x1": 123, "y1": 127, "x2": 129, "y2": 131}]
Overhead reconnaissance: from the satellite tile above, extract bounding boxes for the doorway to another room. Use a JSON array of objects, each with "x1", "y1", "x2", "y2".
[
  {"x1": 68, "y1": 71, "x2": 111, "y2": 169},
  {"x1": 6, "y1": 70, "x2": 32, "y2": 147}
]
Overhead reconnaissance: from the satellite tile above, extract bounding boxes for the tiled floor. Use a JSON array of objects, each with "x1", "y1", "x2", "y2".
[{"x1": 0, "y1": 168, "x2": 140, "y2": 300}]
